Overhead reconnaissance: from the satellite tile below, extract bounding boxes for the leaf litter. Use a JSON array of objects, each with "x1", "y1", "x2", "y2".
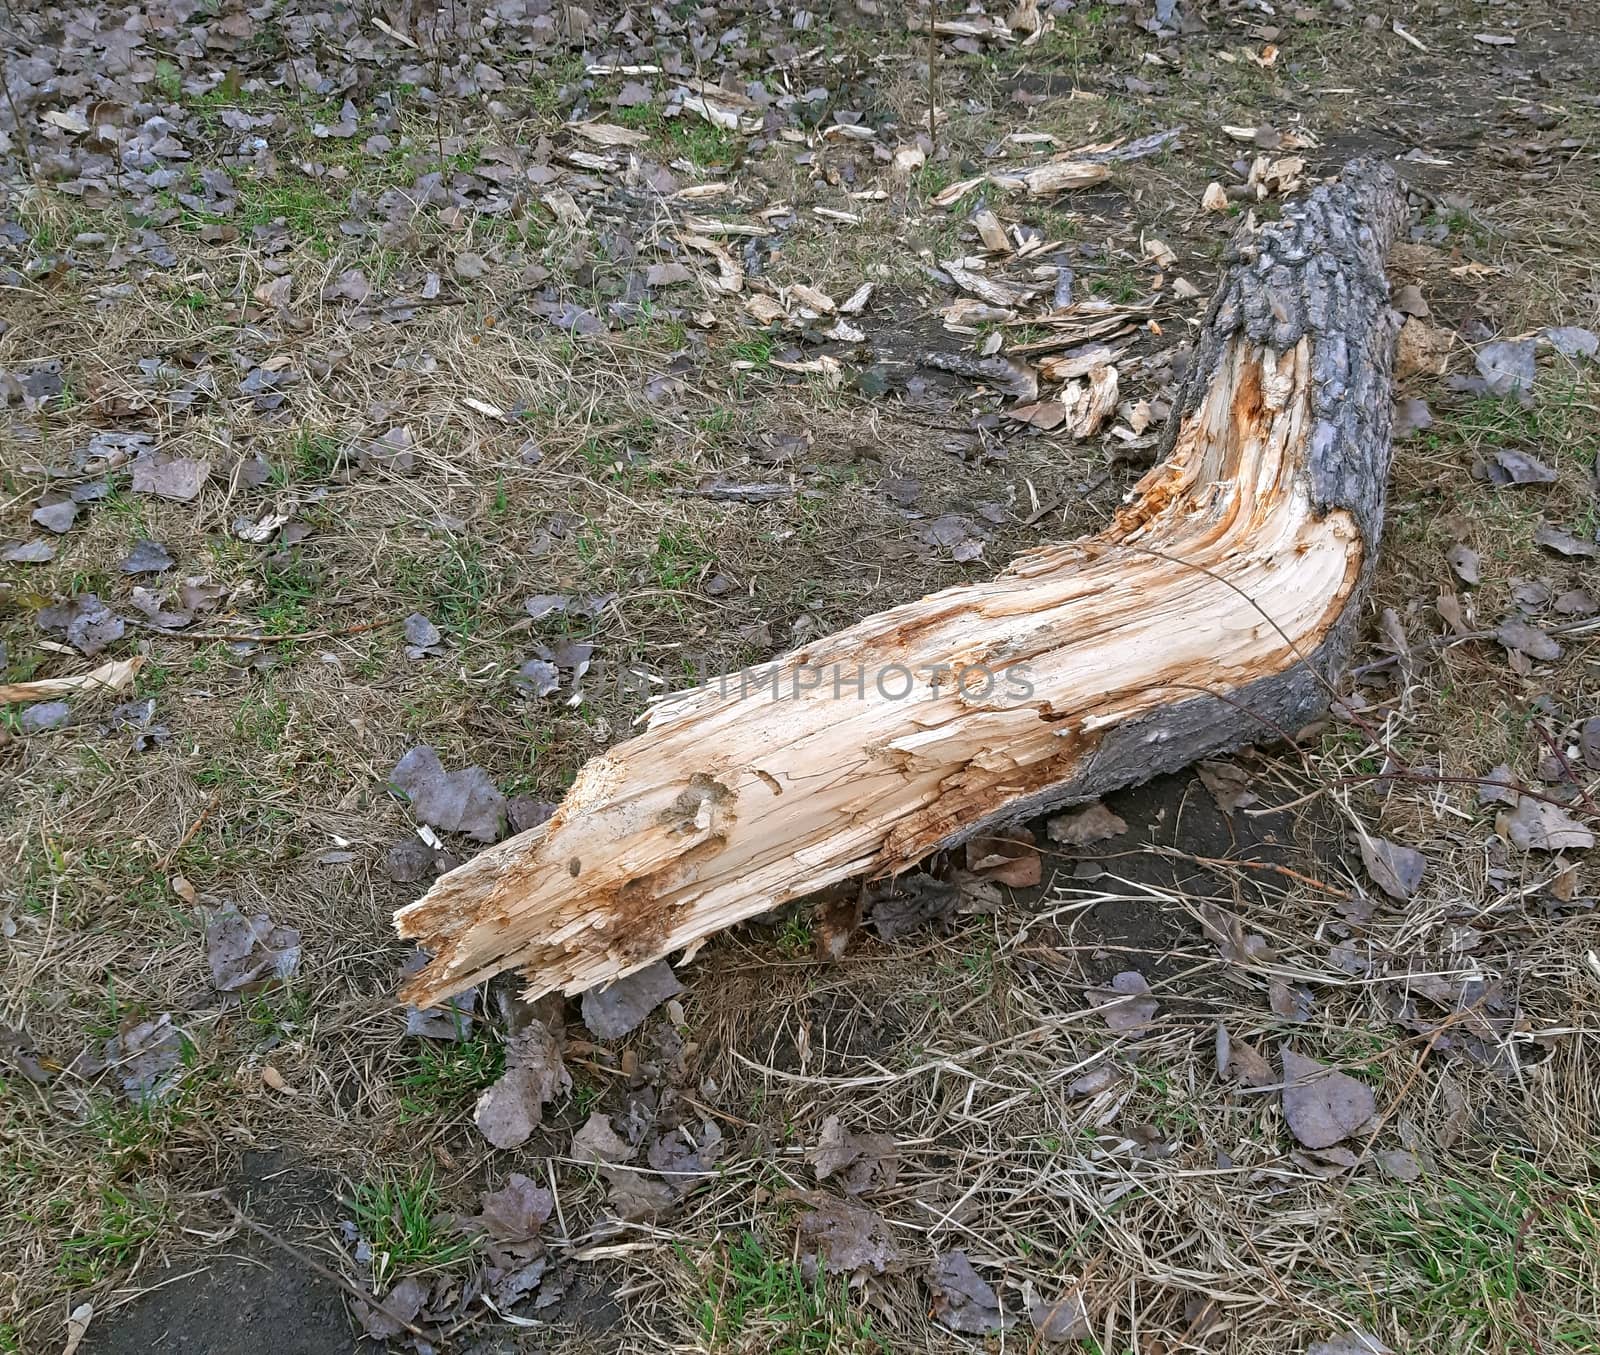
[
  {"x1": 579, "y1": 961, "x2": 684, "y2": 1040},
  {"x1": 475, "y1": 1018, "x2": 571, "y2": 1151},
  {"x1": 205, "y1": 906, "x2": 302, "y2": 993},
  {"x1": 1279, "y1": 1047, "x2": 1377, "y2": 1150},
  {"x1": 390, "y1": 746, "x2": 507, "y2": 843},
  {"x1": 807, "y1": 1115, "x2": 898, "y2": 1196},
  {"x1": 927, "y1": 1250, "x2": 1010, "y2": 1334}
]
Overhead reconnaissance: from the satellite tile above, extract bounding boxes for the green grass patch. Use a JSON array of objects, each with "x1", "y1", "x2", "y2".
[
  {"x1": 1348, "y1": 1156, "x2": 1600, "y2": 1351},
  {"x1": 695, "y1": 1232, "x2": 887, "y2": 1354},
  {"x1": 398, "y1": 1029, "x2": 504, "y2": 1120},
  {"x1": 391, "y1": 542, "x2": 495, "y2": 635},
  {"x1": 243, "y1": 984, "x2": 309, "y2": 1041},
  {"x1": 346, "y1": 1170, "x2": 479, "y2": 1290},
  {"x1": 277, "y1": 426, "x2": 346, "y2": 483},
  {"x1": 728, "y1": 334, "x2": 776, "y2": 368},
  {"x1": 668, "y1": 119, "x2": 734, "y2": 166},
  {"x1": 648, "y1": 526, "x2": 713, "y2": 590},
  {"x1": 253, "y1": 555, "x2": 317, "y2": 635},
  {"x1": 58, "y1": 1185, "x2": 169, "y2": 1287},
  {"x1": 612, "y1": 103, "x2": 663, "y2": 132}
]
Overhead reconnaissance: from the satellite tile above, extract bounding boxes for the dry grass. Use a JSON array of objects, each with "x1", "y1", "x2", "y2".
[{"x1": 4, "y1": 0, "x2": 1600, "y2": 1351}]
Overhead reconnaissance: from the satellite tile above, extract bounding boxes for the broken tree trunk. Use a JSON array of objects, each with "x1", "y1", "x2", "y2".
[{"x1": 398, "y1": 159, "x2": 1407, "y2": 1008}]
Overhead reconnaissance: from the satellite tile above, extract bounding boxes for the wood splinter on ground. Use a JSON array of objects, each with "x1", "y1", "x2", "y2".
[{"x1": 397, "y1": 158, "x2": 1407, "y2": 1009}]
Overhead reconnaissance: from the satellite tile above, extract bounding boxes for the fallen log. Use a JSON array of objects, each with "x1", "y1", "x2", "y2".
[{"x1": 398, "y1": 159, "x2": 1406, "y2": 1008}]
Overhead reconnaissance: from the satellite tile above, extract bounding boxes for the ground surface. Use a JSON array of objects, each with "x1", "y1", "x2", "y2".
[{"x1": 3, "y1": 1, "x2": 1599, "y2": 1353}]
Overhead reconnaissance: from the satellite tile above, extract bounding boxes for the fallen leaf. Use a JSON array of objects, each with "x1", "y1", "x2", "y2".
[
  {"x1": 571, "y1": 1112, "x2": 634, "y2": 1164},
  {"x1": 648, "y1": 1118, "x2": 723, "y2": 1189},
  {"x1": 1542, "y1": 326, "x2": 1598, "y2": 361},
  {"x1": 1196, "y1": 760, "x2": 1258, "y2": 813},
  {"x1": 1475, "y1": 339, "x2": 1536, "y2": 400},
  {"x1": 647, "y1": 262, "x2": 694, "y2": 287},
  {"x1": 31, "y1": 499, "x2": 78, "y2": 534},
  {"x1": 206, "y1": 906, "x2": 302, "y2": 992},
  {"x1": 1009, "y1": 399, "x2": 1066, "y2": 430},
  {"x1": 1511, "y1": 578, "x2": 1552, "y2": 610},
  {"x1": 473, "y1": 1173, "x2": 554, "y2": 1251},
  {"x1": 359, "y1": 1276, "x2": 428, "y2": 1341},
  {"x1": 2, "y1": 539, "x2": 56, "y2": 564},
  {"x1": 1029, "y1": 1287, "x2": 1090, "y2": 1343},
  {"x1": 1479, "y1": 764, "x2": 1520, "y2": 807},
  {"x1": 403, "y1": 612, "x2": 444, "y2": 659},
  {"x1": 1498, "y1": 798, "x2": 1594, "y2": 852},
  {"x1": 475, "y1": 1020, "x2": 570, "y2": 1149},
  {"x1": 1393, "y1": 283, "x2": 1429, "y2": 318},
  {"x1": 0, "y1": 656, "x2": 143, "y2": 705},
  {"x1": 1359, "y1": 835, "x2": 1425, "y2": 901},
  {"x1": 1269, "y1": 979, "x2": 1314, "y2": 1022},
  {"x1": 1279, "y1": 1046, "x2": 1376, "y2": 1149},
  {"x1": 390, "y1": 746, "x2": 507, "y2": 842},
  {"x1": 1436, "y1": 589, "x2": 1467, "y2": 635},
  {"x1": 808, "y1": 1115, "x2": 898, "y2": 1195},
  {"x1": 1393, "y1": 396, "x2": 1432, "y2": 437},
  {"x1": 106, "y1": 1015, "x2": 185, "y2": 1103},
  {"x1": 1496, "y1": 618, "x2": 1561, "y2": 661},
  {"x1": 387, "y1": 837, "x2": 440, "y2": 886},
  {"x1": 927, "y1": 1251, "x2": 1010, "y2": 1334},
  {"x1": 1376, "y1": 1148, "x2": 1422, "y2": 1182},
  {"x1": 37, "y1": 595, "x2": 125, "y2": 657},
  {"x1": 20, "y1": 701, "x2": 71, "y2": 734},
  {"x1": 1446, "y1": 544, "x2": 1480, "y2": 585},
  {"x1": 787, "y1": 1191, "x2": 898, "y2": 1277},
  {"x1": 863, "y1": 874, "x2": 962, "y2": 939},
  {"x1": 1533, "y1": 523, "x2": 1597, "y2": 558},
  {"x1": 120, "y1": 540, "x2": 174, "y2": 575},
  {"x1": 964, "y1": 831, "x2": 1041, "y2": 886},
  {"x1": 1046, "y1": 801, "x2": 1128, "y2": 846},
  {"x1": 253, "y1": 274, "x2": 292, "y2": 308},
  {"x1": 323, "y1": 269, "x2": 372, "y2": 303},
  {"x1": 580, "y1": 960, "x2": 684, "y2": 1039},
  {"x1": 1307, "y1": 1333, "x2": 1393, "y2": 1355},
  {"x1": 1068, "y1": 1065, "x2": 1118, "y2": 1097},
  {"x1": 44, "y1": 108, "x2": 91, "y2": 135},
  {"x1": 132, "y1": 452, "x2": 210, "y2": 501},
  {"x1": 1482, "y1": 447, "x2": 1557, "y2": 486},
  {"x1": 1216, "y1": 1023, "x2": 1275, "y2": 1087},
  {"x1": 515, "y1": 659, "x2": 560, "y2": 698},
  {"x1": 1088, "y1": 971, "x2": 1159, "y2": 1033},
  {"x1": 605, "y1": 1170, "x2": 678, "y2": 1220}
]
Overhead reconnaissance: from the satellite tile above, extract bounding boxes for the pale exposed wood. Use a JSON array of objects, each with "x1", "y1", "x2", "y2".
[{"x1": 397, "y1": 160, "x2": 1406, "y2": 1008}]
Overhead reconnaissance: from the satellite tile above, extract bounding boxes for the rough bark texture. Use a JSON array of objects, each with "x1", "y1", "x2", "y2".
[{"x1": 397, "y1": 159, "x2": 1406, "y2": 1008}]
